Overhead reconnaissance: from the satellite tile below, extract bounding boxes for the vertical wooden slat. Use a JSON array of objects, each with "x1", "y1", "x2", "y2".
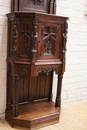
[
  {"x1": 41, "y1": 75, "x2": 45, "y2": 98},
  {"x1": 36, "y1": 76, "x2": 40, "y2": 99},
  {"x1": 24, "y1": 76, "x2": 28, "y2": 101}
]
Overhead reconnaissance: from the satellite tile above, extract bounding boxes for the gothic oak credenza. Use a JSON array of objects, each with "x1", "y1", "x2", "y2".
[{"x1": 5, "y1": 0, "x2": 68, "y2": 129}]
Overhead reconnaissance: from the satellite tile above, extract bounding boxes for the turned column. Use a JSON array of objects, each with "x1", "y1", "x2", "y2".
[
  {"x1": 53, "y1": 0, "x2": 56, "y2": 14},
  {"x1": 49, "y1": 71, "x2": 53, "y2": 102},
  {"x1": 49, "y1": 0, "x2": 54, "y2": 14},
  {"x1": 55, "y1": 74, "x2": 63, "y2": 107},
  {"x1": 11, "y1": 0, "x2": 19, "y2": 11}
]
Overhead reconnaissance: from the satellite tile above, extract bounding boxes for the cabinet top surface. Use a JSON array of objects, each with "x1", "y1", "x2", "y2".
[{"x1": 6, "y1": 12, "x2": 69, "y2": 20}]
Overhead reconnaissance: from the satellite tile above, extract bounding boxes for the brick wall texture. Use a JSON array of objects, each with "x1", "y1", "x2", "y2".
[{"x1": 0, "y1": 0, "x2": 87, "y2": 118}]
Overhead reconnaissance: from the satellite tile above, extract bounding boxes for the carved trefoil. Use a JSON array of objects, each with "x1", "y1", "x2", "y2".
[
  {"x1": 42, "y1": 26, "x2": 57, "y2": 55},
  {"x1": 20, "y1": 24, "x2": 29, "y2": 57}
]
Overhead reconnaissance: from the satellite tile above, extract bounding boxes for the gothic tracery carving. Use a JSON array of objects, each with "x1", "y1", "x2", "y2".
[
  {"x1": 19, "y1": 67, "x2": 29, "y2": 75},
  {"x1": 38, "y1": 67, "x2": 58, "y2": 75},
  {"x1": 42, "y1": 26, "x2": 57, "y2": 55},
  {"x1": 20, "y1": 24, "x2": 29, "y2": 56}
]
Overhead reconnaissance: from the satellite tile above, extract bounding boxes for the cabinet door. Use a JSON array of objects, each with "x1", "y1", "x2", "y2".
[
  {"x1": 17, "y1": 18, "x2": 33, "y2": 61},
  {"x1": 37, "y1": 21, "x2": 63, "y2": 61}
]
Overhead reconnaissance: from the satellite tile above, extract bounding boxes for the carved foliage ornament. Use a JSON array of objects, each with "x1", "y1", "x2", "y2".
[
  {"x1": 11, "y1": 19, "x2": 18, "y2": 57},
  {"x1": 20, "y1": 24, "x2": 29, "y2": 56},
  {"x1": 62, "y1": 21, "x2": 68, "y2": 62},
  {"x1": 27, "y1": 0, "x2": 44, "y2": 6},
  {"x1": 32, "y1": 18, "x2": 38, "y2": 52},
  {"x1": 43, "y1": 26, "x2": 57, "y2": 55}
]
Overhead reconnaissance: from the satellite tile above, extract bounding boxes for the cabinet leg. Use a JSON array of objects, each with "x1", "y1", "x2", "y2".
[
  {"x1": 55, "y1": 74, "x2": 63, "y2": 107},
  {"x1": 12, "y1": 76, "x2": 19, "y2": 117},
  {"x1": 49, "y1": 71, "x2": 53, "y2": 102}
]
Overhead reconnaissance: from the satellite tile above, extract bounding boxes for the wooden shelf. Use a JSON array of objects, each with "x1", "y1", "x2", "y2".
[{"x1": 5, "y1": 102, "x2": 60, "y2": 129}]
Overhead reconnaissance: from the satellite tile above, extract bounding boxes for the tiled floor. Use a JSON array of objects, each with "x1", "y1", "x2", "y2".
[{"x1": 0, "y1": 101, "x2": 87, "y2": 130}]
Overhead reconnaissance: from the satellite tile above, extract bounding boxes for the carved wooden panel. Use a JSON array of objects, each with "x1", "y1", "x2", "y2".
[
  {"x1": 29, "y1": 72, "x2": 53, "y2": 102},
  {"x1": 18, "y1": 76, "x2": 29, "y2": 103},
  {"x1": 11, "y1": 0, "x2": 56, "y2": 14},
  {"x1": 20, "y1": 23, "x2": 29, "y2": 56},
  {"x1": 19, "y1": 0, "x2": 50, "y2": 13},
  {"x1": 9, "y1": 19, "x2": 18, "y2": 58},
  {"x1": 18, "y1": 18, "x2": 32, "y2": 60},
  {"x1": 42, "y1": 26, "x2": 57, "y2": 56},
  {"x1": 37, "y1": 23, "x2": 62, "y2": 60},
  {"x1": 17, "y1": 64, "x2": 53, "y2": 104},
  {"x1": 18, "y1": 64, "x2": 30, "y2": 104},
  {"x1": 36, "y1": 64, "x2": 61, "y2": 76}
]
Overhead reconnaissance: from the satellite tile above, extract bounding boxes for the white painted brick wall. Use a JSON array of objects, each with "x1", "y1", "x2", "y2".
[
  {"x1": 0, "y1": 0, "x2": 11, "y2": 118},
  {"x1": 0, "y1": 0, "x2": 87, "y2": 118},
  {"x1": 53, "y1": 0, "x2": 87, "y2": 105}
]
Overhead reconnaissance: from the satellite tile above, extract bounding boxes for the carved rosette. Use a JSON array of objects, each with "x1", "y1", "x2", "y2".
[
  {"x1": 11, "y1": 18, "x2": 18, "y2": 57},
  {"x1": 32, "y1": 18, "x2": 38, "y2": 53},
  {"x1": 62, "y1": 21, "x2": 68, "y2": 62}
]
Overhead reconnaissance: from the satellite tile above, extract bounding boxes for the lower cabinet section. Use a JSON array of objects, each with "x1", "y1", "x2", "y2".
[
  {"x1": 5, "y1": 102, "x2": 60, "y2": 130},
  {"x1": 7, "y1": 70, "x2": 53, "y2": 107}
]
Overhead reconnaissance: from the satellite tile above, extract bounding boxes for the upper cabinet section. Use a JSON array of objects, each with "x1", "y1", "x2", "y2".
[
  {"x1": 11, "y1": 0, "x2": 56, "y2": 14},
  {"x1": 6, "y1": 12, "x2": 68, "y2": 66}
]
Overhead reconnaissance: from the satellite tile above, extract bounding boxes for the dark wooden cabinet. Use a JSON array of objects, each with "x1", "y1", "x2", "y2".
[
  {"x1": 5, "y1": 1, "x2": 68, "y2": 130},
  {"x1": 11, "y1": 0, "x2": 56, "y2": 14}
]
